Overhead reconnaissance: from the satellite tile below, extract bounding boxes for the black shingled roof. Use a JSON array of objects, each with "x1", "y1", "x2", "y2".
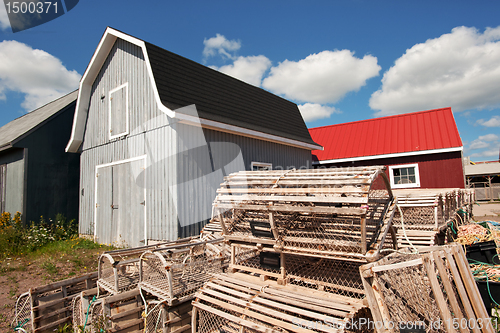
[{"x1": 144, "y1": 42, "x2": 317, "y2": 146}]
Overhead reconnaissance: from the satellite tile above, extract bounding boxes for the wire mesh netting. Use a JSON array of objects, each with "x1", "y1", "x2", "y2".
[
  {"x1": 214, "y1": 167, "x2": 393, "y2": 261},
  {"x1": 139, "y1": 238, "x2": 226, "y2": 304},
  {"x1": 72, "y1": 294, "x2": 83, "y2": 332},
  {"x1": 11, "y1": 292, "x2": 32, "y2": 332},
  {"x1": 98, "y1": 253, "x2": 141, "y2": 294},
  {"x1": 145, "y1": 301, "x2": 164, "y2": 333},
  {"x1": 286, "y1": 254, "x2": 365, "y2": 299},
  {"x1": 361, "y1": 244, "x2": 492, "y2": 333},
  {"x1": 231, "y1": 245, "x2": 282, "y2": 277}
]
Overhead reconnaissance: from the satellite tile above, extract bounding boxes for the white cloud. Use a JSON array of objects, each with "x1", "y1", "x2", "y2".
[
  {"x1": 298, "y1": 103, "x2": 340, "y2": 122},
  {"x1": 467, "y1": 133, "x2": 499, "y2": 161},
  {"x1": 0, "y1": 3, "x2": 10, "y2": 30},
  {"x1": 469, "y1": 140, "x2": 490, "y2": 150},
  {"x1": 478, "y1": 134, "x2": 499, "y2": 141},
  {"x1": 0, "y1": 40, "x2": 81, "y2": 111},
  {"x1": 370, "y1": 26, "x2": 500, "y2": 116},
  {"x1": 203, "y1": 34, "x2": 241, "y2": 60},
  {"x1": 477, "y1": 115, "x2": 500, "y2": 127},
  {"x1": 470, "y1": 147, "x2": 499, "y2": 159},
  {"x1": 215, "y1": 55, "x2": 271, "y2": 86},
  {"x1": 262, "y1": 50, "x2": 380, "y2": 104}
]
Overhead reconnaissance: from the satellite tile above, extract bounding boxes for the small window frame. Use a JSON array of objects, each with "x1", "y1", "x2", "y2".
[
  {"x1": 389, "y1": 163, "x2": 421, "y2": 189},
  {"x1": 108, "y1": 82, "x2": 129, "y2": 140},
  {"x1": 251, "y1": 162, "x2": 272, "y2": 171}
]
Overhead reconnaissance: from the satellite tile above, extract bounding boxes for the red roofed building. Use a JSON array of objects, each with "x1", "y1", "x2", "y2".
[{"x1": 309, "y1": 107, "x2": 465, "y2": 189}]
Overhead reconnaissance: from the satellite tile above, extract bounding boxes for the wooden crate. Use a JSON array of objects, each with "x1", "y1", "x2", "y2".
[
  {"x1": 139, "y1": 237, "x2": 227, "y2": 305},
  {"x1": 11, "y1": 272, "x2": 97, "y2": 333},
  {"x1": 214, "y1": 166, "x2": 396, "y2": 262},
  {"x1": 359, "y1": 244, "x2": 494, "y2": 333},
  {"x1": 192, "y1": 273, "x2": 372, "y2": 333}
]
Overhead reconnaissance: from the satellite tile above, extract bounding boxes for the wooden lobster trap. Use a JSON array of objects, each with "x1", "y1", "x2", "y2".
[
  {"x1": 143, "y1": 299, "x2": 192, "y2": 333},
  {"x1": 392, "y1": 189, "x2": 475, "y2": 247},
  {"x1": 97, "y1": 236, "x2": 199, "y2": 294},
  {"x1": 392, "y1": 190, "x2": 447, "y2": 247},
  {"x1": 138, "y1": 237, "x2": 227, "y2": 305},
  {"x1": 72, "y1": 288, "x2": 145, "y2": 333},
  {"x1": 11, "y1": 272, "x2": 97, "y2": 333},
  {"x1": 214, "y1": 166, "x2": 395, "y2": 262},
  {"x1": 359, "y1": 244, "x2": 494, "y2": 333},
  {"x1": 229, "y1": 243, "x2": 366, "y2": 299},
  {"x1": 192, "y1": 273, "x2": 373, "y2": 333}
]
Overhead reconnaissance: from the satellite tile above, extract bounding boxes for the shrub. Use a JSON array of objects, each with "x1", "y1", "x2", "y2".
[{"x1": 0, "y1": 212, "x2": 79, "y2": 258}]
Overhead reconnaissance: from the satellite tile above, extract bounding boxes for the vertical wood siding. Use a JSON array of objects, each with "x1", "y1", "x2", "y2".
[
  {"x1": 79, "y1": 39, "x2": 178, "y2": 243},
  {"x1": 176, "y1": 124, "x2": 312, "y2": 238}
]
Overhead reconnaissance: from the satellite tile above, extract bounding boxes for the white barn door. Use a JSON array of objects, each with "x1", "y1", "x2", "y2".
[{"x1": 95, "y1": 157, "x2": 146, "y2": 247}]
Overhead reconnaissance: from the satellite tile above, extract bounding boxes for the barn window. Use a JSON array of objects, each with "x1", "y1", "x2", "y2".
[
  {"x1": 389, "y1": 163, "x2": 420, "y2": 189},
  {"x1": 251, "y1": 162, "x2": 272, "y2": 171},
  {"x1": 109, "y1": 83, "x2": 129, "y2": 139}
]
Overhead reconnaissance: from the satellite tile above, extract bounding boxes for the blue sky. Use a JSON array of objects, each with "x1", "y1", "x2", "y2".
[{"x1": 0, "y1": 0, "x2": 499, "y2": 161}]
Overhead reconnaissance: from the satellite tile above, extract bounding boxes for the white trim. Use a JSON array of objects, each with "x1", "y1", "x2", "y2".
[
  {"x1": 66, "y1": 27, "x2": 321, "y2": 153},
  {"x1": 176, "y1": 113, "x2": 323, "y2": 151},
  {"x1": 389, "y1": 163, "x2": 421, "y2": 189},
  {"x1": 94, "y1": 155, "x2": 147, "y2": 244},
  {"x1": 251, "y1": 162, "x2": 272, "y2": 171},
  {"x1": 108, "y1": 82, "x2": 129, "y2": 140},
  {"x1": 313, "y1": 146, "x2": 463, "y2": 165}
]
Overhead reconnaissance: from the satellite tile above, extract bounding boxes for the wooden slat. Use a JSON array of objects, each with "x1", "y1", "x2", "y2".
[
  {"x1": 31, "y1": 272, "x2": 98, "y2": 294},
  {"x1": 34, "y1": 316, "x2": 71, "y2": 333},
  {"x1": 197, "y1": 292, "x2": 333, "y2": 333},
  {"x1": 217, "y1": 187, "x2": 369, "y2": 194},
  {"x1": 451, "y1": 246, "x2": 495, "y2": 333},
  {"x1": 443, "y1": 250, "x2": 481, "y2": 333},
  {"x1": 431, "y1": 251, "x2": 468, "y2": 333},
  {"x1": 422, "y1": 256, "x2": 457, "y2": 333},
  {"x1": 217, "y1": 194, "x2": 369, "y2": 204},
  {"x1": 215, "y1": 203, "x2": 366, "y2": 215},
  {"x1": 192, "y1": 301, "x2": 275, "y2": 333}
]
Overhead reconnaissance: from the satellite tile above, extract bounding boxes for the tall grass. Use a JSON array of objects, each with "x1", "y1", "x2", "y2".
[{"x1": 0, "y1": 212, "x2": 80, "y2": 259}]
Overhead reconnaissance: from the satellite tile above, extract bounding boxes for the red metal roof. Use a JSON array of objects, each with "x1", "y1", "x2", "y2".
[{"x1": 309, "y1": 107, "x2": 463, "y2": 162}]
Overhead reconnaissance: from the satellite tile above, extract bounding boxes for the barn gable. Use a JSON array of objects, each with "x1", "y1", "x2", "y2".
[{"x1": 68, "y1": 27, "x2": 318, "y2": 246}]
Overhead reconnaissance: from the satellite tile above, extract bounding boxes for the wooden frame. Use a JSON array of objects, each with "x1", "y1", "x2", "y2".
[
  {"x1": 138, "y1": 237, "x2": 227, "y2": 305},
  {"x1": 214, "y1": 166, "x2": 395, "y2": 262},
  {"x1": 359, "y1": 244, "x2": 494, "y2": 333},
  {"x1": 392, "y1": 189, "x2": 475, "y2": 248},
  {"x1": 97, "y1": 236, "x2": 198, "y2": 294},
  {"x1": 192, "y1": 273, "x2": 371, "y2": 333},
  {"x1": 11, "y1": 272, "x2": 97, "y2": 333}
]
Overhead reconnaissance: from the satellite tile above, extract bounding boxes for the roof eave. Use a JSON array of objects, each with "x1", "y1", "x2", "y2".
[
  {"x1": 313, "y1": 146, "x2": 463, "y2": 165},
  {"x1": 176, "y1": 112, "x2": 323, "y2": 151}
]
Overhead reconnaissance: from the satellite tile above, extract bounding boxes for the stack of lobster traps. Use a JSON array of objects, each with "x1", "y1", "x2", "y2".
[
  {"x1": 70, "y1": 234, "x2": 227, "y2": 333},
  {"x1": 392, "y1": 188, "x2": 476, "y2": 248},
  {"x1": 192, "y1": 166, "x2": 398, "y2": 332}
]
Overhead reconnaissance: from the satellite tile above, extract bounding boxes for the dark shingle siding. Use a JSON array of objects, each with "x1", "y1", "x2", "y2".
[{"x1": 145, "y1": 42, "x2": 316, "y2": 146}]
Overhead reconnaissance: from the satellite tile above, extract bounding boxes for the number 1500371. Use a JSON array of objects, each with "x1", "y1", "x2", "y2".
[{"x1": 5, "y1": 2, "x2": 58, "y2": 14}]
